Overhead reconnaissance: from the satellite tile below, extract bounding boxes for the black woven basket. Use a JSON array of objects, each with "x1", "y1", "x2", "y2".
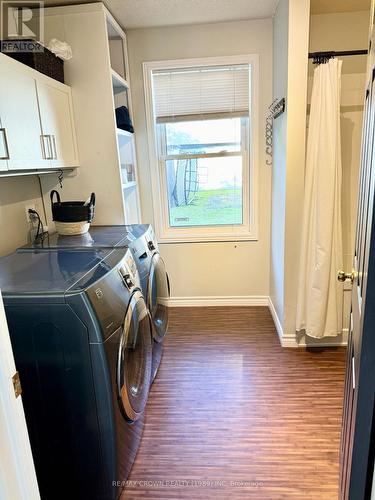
[
  {"x1": 2, "y1": 41, "x2": 64, "y2": 83},
  {"x1": 50, "y1": 190, "x2": 95, "y2": 223}
]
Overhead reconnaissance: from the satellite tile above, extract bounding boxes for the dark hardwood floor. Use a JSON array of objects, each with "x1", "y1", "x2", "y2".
[{"x1": 122, "y1": 306, "x2": 347, "y2": 499}]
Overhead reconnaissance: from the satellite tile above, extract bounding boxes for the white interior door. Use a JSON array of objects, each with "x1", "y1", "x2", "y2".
[
  {"x1": 0, "y1": 57, "x2": 49, "y2": 170},
  {"x1": 37, "y1": 80, "x2": 78, "y2": 168},
  {"x1": 0, "y1": 291, "x2": 40, "y2": 500}
]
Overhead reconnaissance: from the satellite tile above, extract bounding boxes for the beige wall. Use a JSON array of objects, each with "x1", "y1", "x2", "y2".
[
  {"x1": 310, "y1": 11, "x2": 369, "y2": 74},
  {"x1": 127, "y1": 19, "x2": 273, "y2": 299},
  {"x1": 0, "y1": 177, "x2": 44, "y2": 257}
]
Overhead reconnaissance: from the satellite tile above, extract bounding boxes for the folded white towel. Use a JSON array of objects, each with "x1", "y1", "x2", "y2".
[{"x1": 48, "y1": 38, "x2": 73, "y2": 60}]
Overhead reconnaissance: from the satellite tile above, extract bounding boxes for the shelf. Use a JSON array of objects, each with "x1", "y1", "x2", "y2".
[
  {"x1": 0, "y1": 167, "x2": 75, "y2": 178},
  {"x1": 122, "y1": 181, "x2": 137, "y2": 189},
  {"x1": 116, "y1": 128, "x2": 133, "y2": 140},
  {"x1": 111, "y1": 69, "x2": 129, "y2": 94}
]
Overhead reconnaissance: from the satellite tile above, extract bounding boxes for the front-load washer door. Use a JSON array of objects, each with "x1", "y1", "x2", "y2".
[
  {"x1": 117, "y1": 290, "x2": 152, "y2": 422},
  {"x1": 147, "y1": 253, "x2": 170, "y2": 343}
]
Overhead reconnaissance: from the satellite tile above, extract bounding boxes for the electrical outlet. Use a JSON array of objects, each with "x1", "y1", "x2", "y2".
[{"x1": 25, "y1": 204, "x2": 36, "y2": 223}]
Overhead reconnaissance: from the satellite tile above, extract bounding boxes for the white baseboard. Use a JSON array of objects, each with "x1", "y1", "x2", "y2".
[
  {"x1": 166, "y1": 295, "x2": 269, "y2": 307},
  {"x1": 267, "y1": 298, "x2": 347, "y2": 347},
  {"x1": 267, "y1": 297, "x2": 283, "y2": 346},
  {"x1": 166, "y1": 295, "x2": 348, "y2": 348},
  {"x1": 282, "y1": 329, "x2": 348, "y2": 348}
]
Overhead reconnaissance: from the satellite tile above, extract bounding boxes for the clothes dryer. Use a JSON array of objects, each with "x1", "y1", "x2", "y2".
[{"x1": 126, "y1": 225, "x2": 170, "y2": 380}]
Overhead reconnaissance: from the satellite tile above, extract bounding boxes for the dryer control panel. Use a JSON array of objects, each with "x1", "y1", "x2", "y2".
[
  {"x1": 144, "y1": 225, "x2": 158, "y2": 254},
  {"x1": 118, "y1": 251, "x2": 139, "y2": 290},
  {"x1": 84, "y1": 248, "x2": 141, "y2": 341}
]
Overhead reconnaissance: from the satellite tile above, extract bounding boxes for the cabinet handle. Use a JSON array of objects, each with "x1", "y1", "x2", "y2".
[
  {"x1": 51, "y1": 134, "x2": 57, "y2": 159},
  {"x1": 0, "y1": 128, "x2": 10, "y2": 160},
  {"x1": 40, "y1": 135, "x2": 48, "y2": 159},
  {"x1": 47, "y1": 135, "x2": 54, "y2": 159},
  {"x1": 40, "y1": 134, "x2": 53, "y2": 160}
]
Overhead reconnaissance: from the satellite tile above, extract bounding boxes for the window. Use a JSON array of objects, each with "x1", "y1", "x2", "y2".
[{"x1": 143, "y1": 55, "x2": 259, "y2": 242}]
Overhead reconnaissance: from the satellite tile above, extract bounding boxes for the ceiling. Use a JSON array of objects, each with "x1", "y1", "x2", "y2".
[
  {"x1": 310, "y1": 0, "x2": 371, "y2": 15},
  {"x1": 43, "y1": 0, "x2": 372, "y2": 29},
  {"x1": 43, "y1": 0, "x2": 279, "y2": 29}
]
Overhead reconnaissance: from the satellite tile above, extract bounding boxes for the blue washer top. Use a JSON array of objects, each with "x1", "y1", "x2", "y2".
[
  {"x1": 18, "y1": 224, "x2": 151, "y2": 251},
  {"x1": 0, "y1": 248, "x2": 114, "y2": 296}
]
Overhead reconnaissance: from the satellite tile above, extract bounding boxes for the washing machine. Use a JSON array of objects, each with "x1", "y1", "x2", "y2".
[
  {"x1": 20, "y1": 224, "x2": 170, "y2": 381},
  {"x1": 0, "y1": 247, "x2": 152, "y2": 499}
]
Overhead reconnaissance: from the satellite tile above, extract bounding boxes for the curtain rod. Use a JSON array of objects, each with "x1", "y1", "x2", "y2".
[{"x1": 308, "y1": 49, "x2": 368, "y2": 59}]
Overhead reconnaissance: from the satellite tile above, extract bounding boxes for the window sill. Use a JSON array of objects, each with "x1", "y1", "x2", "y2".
[{"x1": 157, "y1": 232, "x2": 259, "y2": 244}]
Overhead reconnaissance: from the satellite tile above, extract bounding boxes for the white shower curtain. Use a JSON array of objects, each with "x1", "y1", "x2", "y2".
[{"x1": 296, "y1": 58, "x2": 344, "y2": 339}]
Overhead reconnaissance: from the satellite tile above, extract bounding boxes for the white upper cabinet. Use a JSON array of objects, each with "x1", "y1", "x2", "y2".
[
  {"x1": 0, "y1": 53, "x2": 79, "y2": 172},
  {"x1": 0, "y1": 59, "x2": 48, "y2": 170},
  {"x1": 37, "y1": 80, "x2": 78, "y2": 168}
]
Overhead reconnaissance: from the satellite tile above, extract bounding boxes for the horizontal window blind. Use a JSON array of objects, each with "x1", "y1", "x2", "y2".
[{"x1": 152, "y1": 64, "x2": 250, "y2": 123}]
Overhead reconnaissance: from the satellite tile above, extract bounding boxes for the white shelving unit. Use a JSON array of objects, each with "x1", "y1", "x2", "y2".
[
  {"x1": 40, "y1": 3, "x2": 142, "y2": 226},
  {"x1": 106, "y1": 9, "x2": 141, "y2": 224}
]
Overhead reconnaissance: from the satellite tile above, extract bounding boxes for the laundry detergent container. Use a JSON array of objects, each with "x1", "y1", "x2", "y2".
[{"x1": 51, "y1": 190, "x2": 95, "y2": 235}]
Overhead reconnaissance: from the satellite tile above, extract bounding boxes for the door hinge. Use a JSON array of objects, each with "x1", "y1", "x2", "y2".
[{"x1": 12, "y1": 371, "x2": 22, "y2": 398}]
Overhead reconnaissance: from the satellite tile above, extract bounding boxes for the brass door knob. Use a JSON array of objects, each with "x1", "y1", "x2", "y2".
[{"x1": 337, "y1": 270, "x2": 357, "y2": 283}]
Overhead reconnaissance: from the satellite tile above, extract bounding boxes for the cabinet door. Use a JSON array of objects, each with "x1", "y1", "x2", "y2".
[
  {"x1": 37, "y1": 81, "x2": 78, "y2": 168},
  {"x1": 0, "y1": 61, "x2": 49, "y2": 170}
]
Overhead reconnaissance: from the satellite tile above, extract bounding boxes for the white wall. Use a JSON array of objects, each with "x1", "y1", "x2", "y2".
[
  {"x1": 0, "y1": 177, "x2": 44, "y2": 257},
  {"x1": 270, "y1": 0, "x2": 289, "y2": 323},
  {"x1": 282, "y1": 0, "x2": 310, "y2": 338},
  {"x1": 127, "y1": 19, "x2": 273, "y2": 299},
  {"x1": 269, "y1": 0, "x2": 310, "y2": 343}
]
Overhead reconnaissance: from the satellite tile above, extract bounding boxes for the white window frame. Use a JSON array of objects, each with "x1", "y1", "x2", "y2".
[{"x1": 143, "y1": 54, "x2": 259, "y2": 243}]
